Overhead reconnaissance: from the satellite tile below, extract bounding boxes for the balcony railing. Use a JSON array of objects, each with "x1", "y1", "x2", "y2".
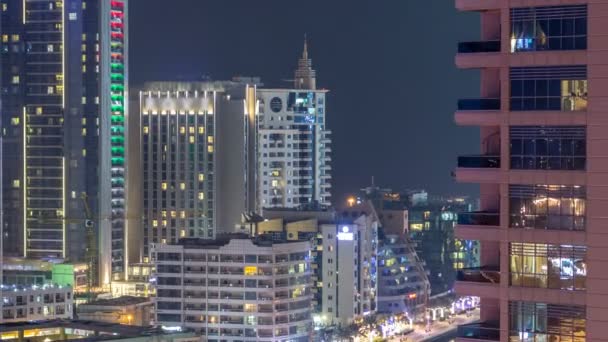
[
  {"x1": 457, "y1": 98, "x2": 500, "y2": 111},
  {"x1": 457, "y1": 322, "x2": 500, "y2": 341},
  {"x1": 457, "y1": 155, "x2": 500, "y2": 168},
  {"x1": 457, "y1": 266, "x2": 500, "y2": 284},
  {"x1": 458, "y1": 211, "x2": 499, "y2": 226},
  {"x1": 458, "y1": 40, "x2": 501, "y2": 53}
]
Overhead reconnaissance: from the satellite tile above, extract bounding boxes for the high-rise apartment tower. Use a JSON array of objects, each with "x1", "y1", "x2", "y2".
[{"x1": 454, "y1": 1, "x2": 605, "y2": 340}]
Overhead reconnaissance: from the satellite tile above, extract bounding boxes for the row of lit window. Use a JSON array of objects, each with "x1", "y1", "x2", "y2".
[
  {"x1": 143, "y1": 110, "x2": 211, "y2": 116},
  {"x1": 143, "y1": 126, "x2": 206, "y2": 135}
]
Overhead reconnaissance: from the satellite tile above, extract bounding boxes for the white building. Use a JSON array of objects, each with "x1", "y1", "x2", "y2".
[
  {"x1": 256, "y1": 40, "x2": 331, "y2": 211},
  {"x1": 0, "y1": 284, "x2": 73, "y2": 323},
  {"x1": 319, "y1": 215, "x2": 378, "y2": 326},
  {"x1": 152, "y1": 235, "x2": 313, "y2": 342}
]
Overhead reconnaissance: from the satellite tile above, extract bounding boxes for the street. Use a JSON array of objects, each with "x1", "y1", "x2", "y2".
[{"x1": 388, "y1": 309, "x2": 480, "y2": 342}]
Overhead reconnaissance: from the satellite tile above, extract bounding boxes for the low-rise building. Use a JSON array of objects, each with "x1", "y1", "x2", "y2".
[
  {"x1": 0, "y1": 284, "x2": 73, "y2": 323},
  {"x1": 152, "y1": 235, "x2": 313, "y2": 342},
  {"x1": 0, "y1": 320, "x2": 199, "y2": 342},
  {"x1": 76, "y1": 296, "x2": 153, "y2": 326},
  {"x1": 259, "y1": 208, "x2": 378, "y2": 327}
]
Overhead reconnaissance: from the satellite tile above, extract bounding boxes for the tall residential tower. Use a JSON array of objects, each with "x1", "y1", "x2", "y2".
[
  {"x1": 454, "y1": 1, "x2": 604, "y2": 340},
  {"x1": 0, "y1": 0, "x2": 130, "y2": 286},
  {"x1": 256, "y1": 40, "x2": 332, "y2": 211}
]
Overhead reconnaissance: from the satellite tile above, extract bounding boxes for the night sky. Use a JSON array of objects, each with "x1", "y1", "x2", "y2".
[{"x1": 131, "y1": 0, "x2": 481, "y2": 202}]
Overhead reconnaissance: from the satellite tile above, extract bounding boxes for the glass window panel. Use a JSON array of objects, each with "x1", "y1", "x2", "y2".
[
  {"x1": 512, "y1": 80, "x2": 524, "y2": 97},
  {"x1": 535, "y1": 80, "x2": 548, "y2": 97},
  {"x1": 563, "y1": 18, "x2": 575, "y2": 36},
  {"x1": 548, "y1": 19, "x2": 562, "y2": 36}
]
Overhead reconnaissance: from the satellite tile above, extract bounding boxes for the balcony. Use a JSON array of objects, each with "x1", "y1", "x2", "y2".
[
  {"x1": 457, "y1": 266, "x2": 500, "y2": 284},
  {"x1": 455, "y1": 266, "x2": 500, "y2": 298},
  {"x1": 457, "y1": 155, "x2": 500, "y2": 168},
  {"x1": 455, "y1": 0, "x2": 501, "y2": 11},
  {"x1": 456, "y1": 40, "x2": 502, "y2": 68},
  {"x1": 457, "y1": 99, "x2": 500, "y2": 111},
  {"x1": 457, "y1": 322, "x2": 500, "y2": 342},
  {"x1": 458, "y1": 41, "x2": 500, "y2": 53},
  {"x1": 457, "y1": 211, "x2": 499, "y2": 226},
  {"x1": 455, "y1": 211, "x2": 500, "y2": 241}
]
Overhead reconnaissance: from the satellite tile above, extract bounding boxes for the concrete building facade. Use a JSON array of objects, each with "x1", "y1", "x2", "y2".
[
  {"x1": 152, "y1": 236, "x2": 313, "y2": 342},
  {"x1": 0, "y1": 284, "x2": 73, "y2": 323},
  {"x1": 454, "y1": 1, "x2": 606, "y2": 340},
  {"x1": 256, "y1": 41, "x2": 331, "y2": 211}
]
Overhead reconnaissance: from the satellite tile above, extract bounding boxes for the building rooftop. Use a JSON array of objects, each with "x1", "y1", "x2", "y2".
[
  {"x1": 0, "y1": 320, "x2": 193, "y2": 341},
  {"x1": 82, "y1": 296, "x2": 150, "y2": 307},
  {"x1": 175, "y1": 233, "x2": 308, "y2": 249}
]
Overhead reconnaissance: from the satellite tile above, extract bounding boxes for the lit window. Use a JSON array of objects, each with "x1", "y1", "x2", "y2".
[
  {"x1": 189, "y1": 136, "x2": 195, "y2": 144},
  {"x1": 81, "y1": 44, "x2": 86, "y2": 52},
  {"x1": 161, "y1": 211, "x2": 167, "y2": 218},
  {"x1": 198, "y1": 192, "x2": 204, "y2": 200},
  {"x1": 47, "y1": 86, "x2": 55, "y2": 95},
  {"x1": 244, "y1": 266, "x2": 258, "y2": 276},
  {"x1": 198, "y1": 174, "x2": 204, "y2": 181},
  {"x1": 82, "y1": 34, "x2": 86, "y2": 41},
  {"x1": 180, "y1": 126, "x2": 185, "y2": 134},
  {"x1": 208, "y1": 146, "x2": 214, "y2": 153},
  {"x1": 161, "y1": 182, "x2": 167, "y2": 190},
  {"x1": 143, "y1": 126, "x2": 149, "y2": 134},
  {"x1": 12, "y1": 180, "x2": 20, "y2": 188},
  {"x1": 82, "y1": 149, "x2": 86, "y2": 157},
  {"x1": 2, "y1": 4, "x2": 7, "y2": 11},
  {"x1": 180, "y1": 183, "x2": 186, "y2": 190},
  {"x1": 180, "y1": 230, "x2": 186, "y2": 237},
  {"x1": 161, "y1": 238, "x2": 167, "y2": 244},
  {"x1": 2, "y1": 35, "x2": 8, "y2": 43},
  {"x1": 82, "y1": 2, "x2": 86, "y2": 9},
  {"x1": 271, "y1": 180, "x2": 279, "y2": 187},
  {"x1": 162, "y1": 220, "x2": 167, "y2": 227},
  {"x1": 189, "y1": 126, "x2": 195, "y2": 134},
  {"x1": 180, "y1": 211, "x2": 186, "y2": 219},
  {"x1": 81, "y1": 128, "x2": 87, "y2": 136},
  {"x1": 198, "y1": 127, "x2": 204, "y2": 134},
  {"x1": 82, "y1": 97, "x2": 87, "y2": 104},
  {"x1": 171, "y1": 211, "x2": 176, "y2": 218},
  {"x1": 36, "y1": 107, "x2": 43, "y2": 115},
  {"x1": 82, "y1": 65, "x2": 86, "y2": 73},
  {"x1": 152, "y1": 220, "x2": 158, "y2": 227},
  {"x1": 11, "y1": 35, "x2": 19, "y2": 42},
  {"x1": 11, "y1": 76, "x2": 19, "y2": 84},
  {"x1": 208, "y1": 136, "x2": 214, "y2": 144},
  {"x1": 47, "y1": 44, "x2": 54, "y2": 52},
  {"x1": 11, "y1": 117, "x2": 19, "y2": 125},
  {"x1": 81, "y1": 54, "x2": 86, "y2": 62}
]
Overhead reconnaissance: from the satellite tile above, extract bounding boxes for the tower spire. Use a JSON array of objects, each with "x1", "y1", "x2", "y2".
[
  {"x1": 303, "y1": 34, "x2": 308, "y2": 60},
  {"x1": 294, "y1": 34, "x2": 316, "y2": 90}
]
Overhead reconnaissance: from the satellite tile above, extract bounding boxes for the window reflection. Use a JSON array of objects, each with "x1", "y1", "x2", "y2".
[
  {"x1": 510, "y1": 79, "x2": 587, "y2": 112},
  {"x1": 510, "y1": 243, "x2": 586, "y2": 291},
  {"x1": 510, "y1": 126, "x2": 586, "y2": 170},
  {"x1": 510, "y1": 185, "x2": 585, "y2": 231},
  {"x1": 510, "y1": 5, "x2": 587, "y2": 53},
  {"x1": 509, "y1": 301, "x2": 586, "y2": 342}
]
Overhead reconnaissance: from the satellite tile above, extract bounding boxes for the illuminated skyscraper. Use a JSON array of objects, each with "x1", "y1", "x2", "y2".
[
  {"x1": 454, "y1": 1, "x2": 603, "y2": 340},
  {"x1": 0, "y1": 0, "x2": 130, "y2": 286}
]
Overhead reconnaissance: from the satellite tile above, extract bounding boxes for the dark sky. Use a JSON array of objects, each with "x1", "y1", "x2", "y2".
[{"x1": 131, "y1": 0, "x2": 481, "y2": 202}]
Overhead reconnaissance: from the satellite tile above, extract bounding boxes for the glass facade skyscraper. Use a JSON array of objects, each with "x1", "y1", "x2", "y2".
[{"x1": 0, "y1": 0, "x2": 130, "y2": 286}]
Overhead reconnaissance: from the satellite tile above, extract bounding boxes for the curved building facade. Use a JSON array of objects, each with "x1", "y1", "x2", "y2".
[{"x1": 377, "y1": 234, "x2": 430, "y2": 315}]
